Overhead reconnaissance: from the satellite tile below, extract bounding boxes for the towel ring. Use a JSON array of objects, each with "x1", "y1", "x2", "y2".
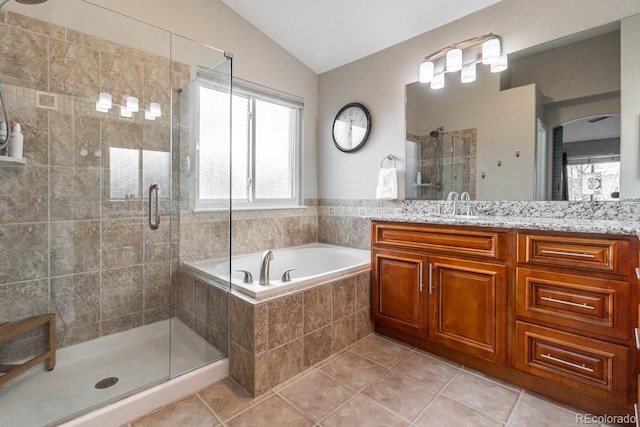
[{"x1": 380, "y1": 154, "x2": 396, "y2": 169}]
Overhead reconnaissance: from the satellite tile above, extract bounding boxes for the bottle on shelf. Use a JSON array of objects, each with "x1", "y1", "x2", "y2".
[{"x1": 8, "y1": 123, "x2": 23, "y2": 159}]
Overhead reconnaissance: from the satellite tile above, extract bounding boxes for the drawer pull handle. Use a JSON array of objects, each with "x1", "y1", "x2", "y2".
[
  {"x1": 540, "y1": 353, "x2": 594, "y2": 372},
  {"x1": 634, "y1": 404, "x2": 639, "y2": 427},
  {"x1": 419, "y1": 262, "x2": 423, "y2": 293},
  {"x1": 540, "y1": 249, "x2": 595, "y2": 258},
  {"x1": 540, "y1": 296, "x2": 595, "y2": 310},
  {"x1": 428, "y1": 263, "x2": 433, "y2": 295},
  {"x1": 635, "y1": 328, "x2": 640, "y2": 350},
  {"x1": 636, "y1": 267, "x2": 640, "y2": 280}
]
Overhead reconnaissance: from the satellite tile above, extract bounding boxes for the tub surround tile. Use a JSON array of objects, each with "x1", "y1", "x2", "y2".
[
  {"x1": 332, "y1": 277, "x2": 356, "y2": 320},
  {"x1": 331, "y1": 314, "x2": 356, "y2": 353},
  {"x1": 229, "y1": 294, "x2": 256, "y2": 353},
  {"x1": 355, "y1": 308, "x2": 374, "y2": 340},
  {"x1": 229, "y1": 341, "x2": 255, "y2": 395},
  {"x1": 267, "y1": 294, "x2": 303, "y2": 350},
  {"x1": 266, "y1": 338, "x2": 303, "y2": 390},
  {"x1": 302, "y1": 325, "x2": 332, "y2": 368},
  {"x1": 302, "y1": 285, "x2": 332, "y2": 334},
  {"x1": 355, "y1": 271, "x2": 370, "y2": 311}
]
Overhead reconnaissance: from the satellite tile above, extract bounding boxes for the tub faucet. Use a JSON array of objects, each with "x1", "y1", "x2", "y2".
[{"x1": 259, "y1": 250, "x2": 274, "y2": 285}]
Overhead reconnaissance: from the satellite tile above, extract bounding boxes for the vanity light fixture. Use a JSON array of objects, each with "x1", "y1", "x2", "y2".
[
  {"x1": 120, "y1": 105, "x2": 132, "y2": 118},
  {"x1": 419, "y1": 33, "x2": 506, "y2": 89},
  {"x1": 126, "y1": 96, "x2": 139, "y2": 113}
]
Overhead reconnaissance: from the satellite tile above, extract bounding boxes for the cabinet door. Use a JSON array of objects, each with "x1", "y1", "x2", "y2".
[
  {"x1": 372, "y1": 248, "x2": 428, "y2": 338},
  {"x1": 429, "y1": 256, "x2": 507, "y2": 363}
]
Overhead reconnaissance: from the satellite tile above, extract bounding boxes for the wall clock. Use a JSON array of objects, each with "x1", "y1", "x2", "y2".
[{"x1": 332, "y1": 102, "x2": 371, "y2": 153}]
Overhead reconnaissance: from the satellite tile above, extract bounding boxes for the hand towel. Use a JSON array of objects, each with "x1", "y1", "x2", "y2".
[{"x1": 376, "y1": 167, "x2": 398, "y2": 200}]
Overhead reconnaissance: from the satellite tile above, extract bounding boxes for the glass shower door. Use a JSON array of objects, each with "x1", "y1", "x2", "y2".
[{"x1": 170, "y1": 36, "x2": 231, "y2": 378}]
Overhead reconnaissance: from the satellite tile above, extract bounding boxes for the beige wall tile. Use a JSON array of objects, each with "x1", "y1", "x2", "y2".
[
  {"x1": 51, "y1": 272, "x2": 100, "y2": 346},
  {"x1": 50, "y1": 220, "x2": 100, "y2": 277},
  {"x1": 101, "y1": 266, "x2": 143, "y2": 321},
  {"x1": 0, "y1": 166, "x2": 48, "y2": 224},
  {"x1": 267, "y1": 338, "x2": 303, "y2": 389},
  {"x1": 354, "y1": 308, "x2": 374, "y2": 341},
  {"x1": 101, "y1": 312, "x2": 143, "y2": 336},
  {"x1": 143, "y1": 261, "x2": 171, "y2": 310},
  {"x1": 331, "y1": 314, "x2": 355, "y2": 353},
  {"x1": 101, "y1": 217, "x2": 143, "y2": 269},
  {"x1": 0, "y1": 223, "x2": 48, "y2": 284},
  {"x1": 355, "y1": 271, "x2": 371, "y2": 310},
  {"x1": 229, "y1": 294, "x2": 254, "y2": 352},
  {"x1": 49, "y1": 38, "x2": 100, "y2": 98},
  {"x1": 230, "y1": 341, "x2": 256, "y2": 395},
  {"x1": 50, "y1": 166, "x2": 101, "y2": 221},
  {"x1": 0, "y1": 24, "x2": 48, "y2": 90}
]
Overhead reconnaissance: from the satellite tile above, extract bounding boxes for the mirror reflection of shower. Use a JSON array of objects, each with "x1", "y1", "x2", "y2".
[
  {"x1": 406, "y1": 126, "x2": 476, "y2": 201},
  {"x1": 0, "y1": 0, "x2": 49, "y2": 151}
]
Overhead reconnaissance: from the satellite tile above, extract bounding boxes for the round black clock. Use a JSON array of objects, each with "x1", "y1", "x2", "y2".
[{"x1": 332, "y1": 102, "x2": 371, "y2": 153}]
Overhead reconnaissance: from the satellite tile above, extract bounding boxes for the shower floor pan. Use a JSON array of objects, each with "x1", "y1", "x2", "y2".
[{"x1": 0, "y1": 319, "x2": 223, "y2": 427}]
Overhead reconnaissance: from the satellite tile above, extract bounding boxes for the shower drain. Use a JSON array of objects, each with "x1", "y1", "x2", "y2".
[{"x1": 95, "y1": 377, "x2": 119, "y2": 389}]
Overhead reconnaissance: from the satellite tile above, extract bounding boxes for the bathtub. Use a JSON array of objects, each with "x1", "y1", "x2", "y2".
[{"x1": 181, "y1": 243, "x2": 371, "y2": 300}]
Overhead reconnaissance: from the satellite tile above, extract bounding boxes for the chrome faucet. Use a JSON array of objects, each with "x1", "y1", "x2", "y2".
[
  {"x1": 460, "y1": 191, "x2": 474, "y2": 216},
  {"x1": 446, "y1": 191, "x2": 459, "y2": 215},
  {"x1": 259, "y1": 250, "x2": 274, "y2": 285}
]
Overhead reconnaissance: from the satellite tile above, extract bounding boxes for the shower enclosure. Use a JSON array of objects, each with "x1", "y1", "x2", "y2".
[
  {"x1": 406, "y1": 129, "x2": 475, "y2": 200},
  {"x1": 0, "y1": 1, "x2": 231, "y2": 425}
]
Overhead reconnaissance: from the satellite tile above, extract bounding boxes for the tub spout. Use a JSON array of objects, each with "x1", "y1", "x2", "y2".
[{"x1": 259, "y1": 250, "x2": 274, "y2": 285}]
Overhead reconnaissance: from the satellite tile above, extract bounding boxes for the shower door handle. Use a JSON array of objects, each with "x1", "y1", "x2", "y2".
[{"x1": 149, "y1": 183, "x2": 160, "y2": 230}]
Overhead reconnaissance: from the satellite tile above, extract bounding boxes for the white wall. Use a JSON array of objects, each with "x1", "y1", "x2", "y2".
[
  {"x1": 85, "y1": 0, "x2": 320, "y2": 199},
  {"x1": 318, "y1": 0, "x2": 640, "y2": 200},
  {"x1": 621, "y1": 14, "x2": 640, "y2": 199}
]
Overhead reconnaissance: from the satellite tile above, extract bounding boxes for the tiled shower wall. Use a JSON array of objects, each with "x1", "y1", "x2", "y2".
[{"x1": 0, "y1": 11, "x2": 184, "y2": 359}]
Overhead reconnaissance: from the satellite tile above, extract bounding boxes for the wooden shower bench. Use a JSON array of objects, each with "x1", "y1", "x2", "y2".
[{"x1": 0, "y1": 313, "x2": 56, "y2": 386}]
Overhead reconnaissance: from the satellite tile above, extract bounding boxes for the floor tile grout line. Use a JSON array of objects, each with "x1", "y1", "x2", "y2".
[
  {"x1": 438, "y1": 368, "x2": 519, "y2": 425},
  {"x1": 273, "y1": 387, "x2": 320, "y2": 424},
  {"x1": 408, "y1": 365, "x2": 464, "y2": 424},
  {"x1": 194, "y1": 391, "x2": 224, "y2": 425},
  {"x1": 505, "y1": 389, "x2": 525, "y2": 427},
  {"x1": 459, "y1": 365, "x2": 524, "y2": 393}
]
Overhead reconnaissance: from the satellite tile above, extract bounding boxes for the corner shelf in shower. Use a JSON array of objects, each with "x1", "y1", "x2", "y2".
[{"x1": 0, "y1": 156, "x2": 26, "y2": 168}]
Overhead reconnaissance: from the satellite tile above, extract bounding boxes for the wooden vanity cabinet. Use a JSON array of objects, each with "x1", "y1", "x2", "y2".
[
  {"x1": 515, "y1": 231, "x2": 634, "y2": 405},
  {"x1": 371, "y1": 221, "x2": 639, "y2": 416},
  {"x1": 371, "y1": 222, "x2": 509, "y2": 363}
]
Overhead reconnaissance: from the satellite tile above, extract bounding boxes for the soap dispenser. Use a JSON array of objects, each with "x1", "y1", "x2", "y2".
[
  {"x1": 0, "y1": 121, "x2": 7, "y2": 155},
  {"x1": 8, "y1": 123, "x2": 23, "y2": 159}
]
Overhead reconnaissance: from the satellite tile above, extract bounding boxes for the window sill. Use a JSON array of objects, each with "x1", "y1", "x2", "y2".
[{"x1": 193, "y1": 205, "x2": 308, "y2": 213}]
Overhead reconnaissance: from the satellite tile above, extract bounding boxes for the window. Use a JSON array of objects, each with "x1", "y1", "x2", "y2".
[{"x1": 195, "y1": 76, "x2": 302, "y2": 210}]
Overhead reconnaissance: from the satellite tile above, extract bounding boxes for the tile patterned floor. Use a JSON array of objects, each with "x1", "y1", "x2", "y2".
[{"x1": 127, "y1": 333, "x2": 609, "y2": 427}]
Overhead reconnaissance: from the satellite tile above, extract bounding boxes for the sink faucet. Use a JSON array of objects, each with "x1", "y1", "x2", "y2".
[
  {"x1": 259, "y1": 250, "x2": 274, "y2": 285},
  {"x1": 446, "y1": 191, "x2": 459, "y2": 215},
  {"x1": 460, "y1": 191, "x2": 474, "y2": 216}
]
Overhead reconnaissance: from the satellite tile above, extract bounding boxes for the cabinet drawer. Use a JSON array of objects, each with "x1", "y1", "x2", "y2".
[
  {"x1": 516, "y1": 322, "x2": 628, "y2": 403},
  {"x1": 372, "y1": 222, "x2": 506, "y2": 260},
  {"x1": 516, "y1": 268, "x2": 629, "y2": 340},
  {"x1": 517, "y1": 233, "x2": 629, "y2": 275}
]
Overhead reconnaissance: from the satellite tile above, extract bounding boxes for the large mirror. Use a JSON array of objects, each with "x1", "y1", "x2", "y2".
[{"x1": 406, "y1": 20, "x2": 629, "y2": 201}]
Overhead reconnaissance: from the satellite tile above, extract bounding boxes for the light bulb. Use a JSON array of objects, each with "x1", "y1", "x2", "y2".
[
  {"x1": 430, "y1": 73, "x2": 445, "y2": 90},
  {"x1": 149, "y1": 102, "x2": 162, "y2": 117},
  {"x1": 490, "y1": 54, "x2": 508, "y2": 73},
  {"x1": 120, "y1": 106, "x2": 132, "y2": 118},
  {"x1": 145, "y1": 110, "x2": 156, "y2": 120},
  {"x1": 126, "y1": 96, "x2": 139, "y2": 112},
  {"x1": 98, "y1": 92, "x2": 112, "y2": 109},
  {"x1": 482, "y1": 37, "x2": 501, "y2": 64},
  {"x1": 446, "y1": 48, "x2": 462, "y2": 73},
  {"x1": 96, "y1": 101, "x2": 109, "y2": 113},
  {"x1": 419, "y1": 60, "x2": 434, "y2": 83},
  {"x1": 461, "y1": 63, "x2": 476, "y2": 83}
]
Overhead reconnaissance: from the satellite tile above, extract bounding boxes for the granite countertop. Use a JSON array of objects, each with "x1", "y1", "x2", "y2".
[{"x1": 369, "y1": 214, "x2": 640, "y2": 238}]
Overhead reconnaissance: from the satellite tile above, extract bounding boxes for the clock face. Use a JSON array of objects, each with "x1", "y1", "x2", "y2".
[{"x1": 332, "y1": 103, "x2": 371, "y2": 152}]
